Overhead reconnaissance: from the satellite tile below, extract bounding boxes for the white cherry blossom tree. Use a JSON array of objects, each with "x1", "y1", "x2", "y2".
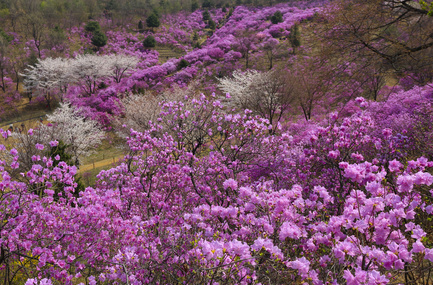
[
  {"x1": 22, "y1": 54, "x2": 139, "y2": 99},
  {"x1": 43, "y1": 102, "x2": 105, "y2": 162},
  {"x1": 69, "y1": 54, "x2": 114, "y2": 96},
  {"x1": 218, "y1": 69, "x2": 295, "y2": 132},
  {"x1": 9, "y1": 103, "x2": 105, "y2": 172},
  {"x1": 21, "y1": 57, "x2": 73, "y2": 109},
  {"x1": 110, "y1": 54, "x2": 140, "y2": 83}
]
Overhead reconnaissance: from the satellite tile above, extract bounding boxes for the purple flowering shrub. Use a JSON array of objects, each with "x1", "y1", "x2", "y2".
[
  {"x1": 366, "y1": 85, "x2": 433, "y2": 160},
  {"x1": 51, "y1": 1, "x2": 331, "y2": 125},
  {"x1": 4, "y1": 1, "x2": 433, "y2": 283},
  {"x1": 2, "y1": 86, "x2": 433, "y2": 284}
]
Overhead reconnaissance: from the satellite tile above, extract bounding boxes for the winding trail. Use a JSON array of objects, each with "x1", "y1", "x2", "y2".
[{"x1": 78, "y1": 155, "x2": 124, "y2": 173}]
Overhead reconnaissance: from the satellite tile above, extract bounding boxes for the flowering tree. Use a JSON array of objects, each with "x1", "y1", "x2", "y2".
[
  {"x1": 218, "y1": 69, "x2": 295, "y2": 132},
  {"x1": 109, "y1": 54, "x2": 140, "y2": 83},
  {"x1": 21, "y1": 57, "x2": 72, "y2": 109},
  {"x1": 1, "y1": 84, "x2": 433, "y2": 284},
  {"x1": 22, "y1": 54, "x2": 139, "y2": 100},
  {"x1": 69, "y1": 54, "x2": 114, "y2": 96},
  {"x1": 7, "y1": 103, "x2": 105, "y2": 176},
  {"x1": 43, "y1": 103, "x2": 105, "y2": 163}
]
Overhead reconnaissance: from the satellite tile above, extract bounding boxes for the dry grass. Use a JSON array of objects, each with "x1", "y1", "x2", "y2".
[{"x1": 156, "y1": 46, "x2": 185, "y2": 63}]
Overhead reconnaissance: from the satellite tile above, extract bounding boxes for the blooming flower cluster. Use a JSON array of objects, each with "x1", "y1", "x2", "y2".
[{"x1": 1, "y1": 81, "x2": 433, "y2": 284}]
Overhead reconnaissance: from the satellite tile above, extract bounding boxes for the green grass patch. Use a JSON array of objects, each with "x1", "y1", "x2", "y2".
[
  {"x1": 80, "y1": 132, "x2": 125, "y2": 165},
  {"x1": 78, "y1": 163, "x2": 115, "y2": 187}
]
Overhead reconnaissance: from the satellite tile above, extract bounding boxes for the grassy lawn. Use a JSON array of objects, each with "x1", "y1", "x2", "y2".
[
  {"x1": 80, "y1": 137, "x2": 124, "y2": 166},
  {"x1": 78, "y1": 162, "x2": 119, "y2": 187},
  {"x1": 156, "y1": 46, "x2": 185, "y2": 63},
  {"x1": 0, "y1": 91, "x2": 52, "y2": 129},
  {"x1": 78, "y1": 132, "x2": 125, "y2": 186}
]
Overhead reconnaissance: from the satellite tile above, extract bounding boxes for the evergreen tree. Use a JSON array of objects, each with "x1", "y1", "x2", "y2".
[
  {"x1": 202, "y1": 10, "x2": 210, "y2": 21},
  {"x1": 84, "y1": 21, "x2": 101, "y2": 33},
  {"x1": 91, "y1": 30, "x2": 107, "y2": 48},
  {"x1": 138, "y1": 20, "x2": 144, "y2": 32},
  {"x1": 202, "y1": 0, "x2": 213, "y2": 8},
  {"x1": 146, "y1": 13, "x2": 160, "y2": 28},
  {"x1": 271, "y1": 10, "x2": 283, "y2": 24},
  {"x1": 143, "y1": 35, "x2": 156, "y2": 48},
  {"x1": 177, "y1": 59, "x2": 189, "y2": 70},
  {"x1": 191, "y1": 1, "x2": 199, "y2": 12},
  {"x1": 289, "y1": 23, "x2": 301, "y2": 54}
]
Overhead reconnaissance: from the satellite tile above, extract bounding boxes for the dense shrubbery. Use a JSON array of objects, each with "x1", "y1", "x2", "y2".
[
  {"x1": 2, "y1": 0, "x2": 433, "y2": 284},
  {"x1": 2, "y1": 86, "x2": 433, "y2": 284}
]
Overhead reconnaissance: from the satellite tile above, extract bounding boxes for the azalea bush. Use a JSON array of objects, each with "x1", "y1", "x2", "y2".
[
  {"x1": 1, "y1": 84, "x2": 433, "y2": 284},
  {"x1": 2, "y1": 1, "x2": 433, "y2": 284}
]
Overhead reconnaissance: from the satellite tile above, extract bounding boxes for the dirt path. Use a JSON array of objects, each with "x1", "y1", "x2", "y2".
[{"x1": 78, "y1": 155, "x2": 124, "y2": 173}]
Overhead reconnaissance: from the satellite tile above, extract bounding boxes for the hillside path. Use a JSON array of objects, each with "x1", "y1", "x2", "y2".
[{"x1": 78, "y1": 155, "x2": 124, "y2": 173}]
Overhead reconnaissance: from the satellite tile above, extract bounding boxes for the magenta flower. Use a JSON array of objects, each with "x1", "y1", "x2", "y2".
[
  {"x1": 39, "y1": 279, "x2": 53, "y2": 285},
  {"x1": 10, "y1": 148, "x2": 18, "y2": 156},
  {"x1": 25, "y1": 279, "x2": 37, "y2": 285},
  {"x1": 425, "y1": 248, "x2": 433, "y2": 262},
  {"x1": 343, "y1": 269, "x2": 363, "y2": 285},
  {"x1": 223, "y1": 178, "x2": 238, "y2": 190},
  {"x1": 382, "y1": 128, "x2": 392, "y2": 138},
  {"x1": 10, "y1": 161, "x2": 19, "y2": 169},
  {"x1": 388, "y1": 159, "x2": 403, "y2": 172},
  {"x1": 397, "y1": 175, "x2": 414, "y2": 192},
  {"x1": 327, "y1": 150, "x2": 340, "y2": 159},
  {"x1": 289, "y1": 257, "x2": 310, "y2": 276},
  {"x1": 280, "y1": 221, "x2": 303, "y2": 240},
  {"x1": 35, "y1": 143, "x2": 44, "y2": 150},
  {"x1": 412, "y1": 240, "x2": 425, "y2": 253}
]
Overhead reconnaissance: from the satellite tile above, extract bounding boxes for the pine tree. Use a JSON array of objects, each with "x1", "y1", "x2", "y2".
[
  {"x1": 84, "y1": 21, "x2": 101, "y2": 33},
  {"x1": 146, "y1": 13, "x2": 160, "y2": 29},
  {"x1": 177, "y1": 59, "x2": 189, "y2": 70},
  {"x1": 138, "y1": 20, "x2": 144, "y2": 32},
  {"x1": 289, "y1": 23, "x2": 301, "y2": 54},
  {"x1": 143, "y1": 35, "x2": 156, "y2": 48},
  {"x1": 91, "y1": 30, "x2": 107, "y2": 49},
  {"x1": 271, "y1": 10, "x2": 283, "y2": 24},
  {"x1": 202, "y1": 10, "x2": 210, "y2": 21},
  {"x1": 202, "y1": 0, "x2": 213, "y2": 8},
  {"x1": 191, "y1": 1, "x2": 199, "y2": 12}
]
